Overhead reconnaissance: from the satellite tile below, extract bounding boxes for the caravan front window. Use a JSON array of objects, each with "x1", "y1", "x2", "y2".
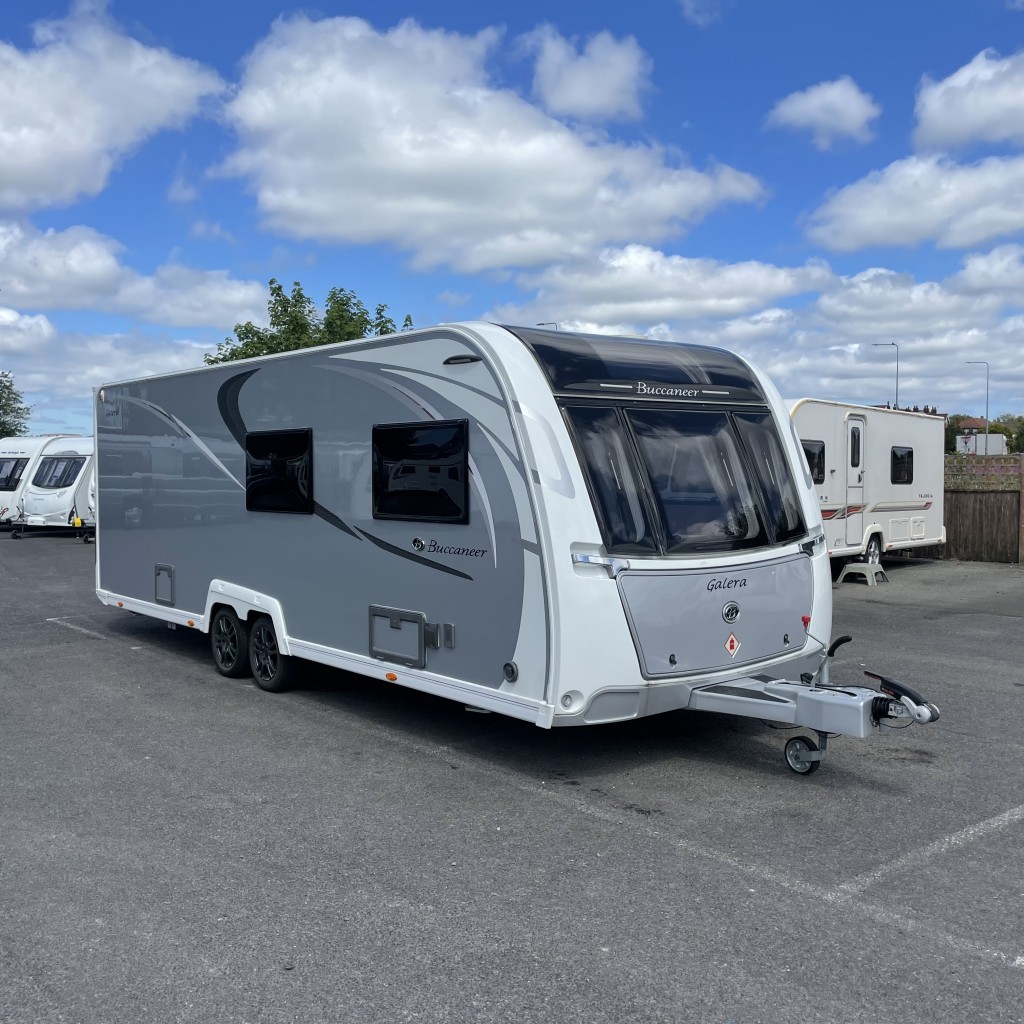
[
  {"x1": 32, "y1": 457, "x2": 86, "y2": 489},
  {"x1": 733, "y1": 413, "x2": 807, "y2": 544},
  {"x1": 0, "y1": 458, "x2": 27, "y2": 491},
  {"x1": 565, "y1": 404, "x2": 807, "y2": 555},
  {"x1": 628, "y1": 408, "x2": 767, "y2": 553},
  {"x1": 564, "y1": 406, "x2": 657, "y2": 553}
]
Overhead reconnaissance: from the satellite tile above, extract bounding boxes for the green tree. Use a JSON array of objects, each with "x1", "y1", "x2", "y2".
[
  {"x1": 0, "y1": 371, "x2": 32, "y2": 436},
  {"x1": 205, "y1": 279, "x2": 413, "y2": 364},
  {"x1": 944, "y1": 413, "x2": 967, "y2": 454},
  {"x1": 995, "y1": 413, "x2": 1024, "y2": 453}
]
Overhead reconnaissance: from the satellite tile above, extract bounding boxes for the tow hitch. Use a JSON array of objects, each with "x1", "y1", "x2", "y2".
[{"x1": 686, "y1": 634, "x2": 942, "y2": 776}]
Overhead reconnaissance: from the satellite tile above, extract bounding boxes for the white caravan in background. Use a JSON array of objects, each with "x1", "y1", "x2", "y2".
[
  {"x1": 788, "y1": 399, "x2": 945, "y2": 563},
  {"x1": 93, "y1": 324, "x2": 940, "y2": 774},
  {"x1": 11, "y1": 436, "x2": 95, "y2": 538},
  {"x1": 0, "y1": 435, "x2": 77, "y2": 525}
]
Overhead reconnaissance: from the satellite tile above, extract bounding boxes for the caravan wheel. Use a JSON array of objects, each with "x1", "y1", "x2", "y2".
[
  {"x1": 211, "y1": 607, "x2": 251, "y2": 679},
  {"x1": 249, "y1": 616, "x2": 294, "y2": 693},
  {"x1": 865, "y1": 535, "x2": 882, "y2": 564}
]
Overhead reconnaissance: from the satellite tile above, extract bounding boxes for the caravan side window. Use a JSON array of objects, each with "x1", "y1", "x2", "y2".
[
  {"x1": 850, "y1": 427, "x2": 861, "y2": 468},
  {"x1": 245, "y1": 428, "x2": 314, "y2": 514},
  {"x1": 891, "y1": 446, "x2": 914, "y2": 485},
  {"x1": 801, "y1": 440, "x2": 825, "y2": 484},
  {"x1": 0, "y1": 458, "x2": 27, "y2": 490},
  {"x1": 372, "y1": 420, "x2": 469, "y2": 523}
]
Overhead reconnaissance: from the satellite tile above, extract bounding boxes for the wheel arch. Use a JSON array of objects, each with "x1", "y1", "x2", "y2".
[{"x1": 202, "y1": 581, "x2": 292, "y2": 655}]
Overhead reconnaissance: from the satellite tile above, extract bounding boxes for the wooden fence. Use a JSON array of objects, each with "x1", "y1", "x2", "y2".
[{"x1": 920, "y1": 455, "x2": 1024, "y2": 563}]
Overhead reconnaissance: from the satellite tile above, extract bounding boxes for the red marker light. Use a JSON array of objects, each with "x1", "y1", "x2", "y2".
[{"x1": 801, "y1": 615, "x2": 811, "y2": 630}]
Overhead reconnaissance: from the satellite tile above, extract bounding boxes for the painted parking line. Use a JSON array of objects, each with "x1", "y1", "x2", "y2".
[
  {"x1": 45, "y1": 616, "x2": 109, "y2": 640},
  {"x1": 834, "y1": 803, "x2": 1024, "y2": 900}
]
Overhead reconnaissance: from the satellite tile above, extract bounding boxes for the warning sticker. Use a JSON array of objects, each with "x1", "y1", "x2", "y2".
[{"x1": 724, "y1": 633, "x2": 741, "y2": 658}]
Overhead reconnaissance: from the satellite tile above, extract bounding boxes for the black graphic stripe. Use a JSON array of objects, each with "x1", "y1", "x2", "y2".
[
  {"x1": 216, "y1": 368, "x2": 260, "y2": 449},
  {"x1": 313, "y1": 501, "x2": 360, "y2": 539}
]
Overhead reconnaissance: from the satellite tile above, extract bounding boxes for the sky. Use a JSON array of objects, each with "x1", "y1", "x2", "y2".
[{"x1": 3, "y1": 0, "x2": 1024, "y2": 434}]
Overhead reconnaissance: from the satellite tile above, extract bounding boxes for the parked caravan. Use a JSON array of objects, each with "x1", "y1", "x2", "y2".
[
  {"x1": 788, "y1": 400, "x2": 945, "y2": 563},
  {"x1": 0, "y1": 435, "x2": 76, "y2": 525},
  {"x1": 11, "y1": 437, "x2": 94, "y2": 538},
  {"x1": 94, "y1": 324, "x2": 939, "y2": 774}
]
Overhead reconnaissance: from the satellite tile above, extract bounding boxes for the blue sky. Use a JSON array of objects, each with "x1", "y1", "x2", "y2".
[{"x1": 3, "y1": 0, "x2": 1024, "y2": 433}]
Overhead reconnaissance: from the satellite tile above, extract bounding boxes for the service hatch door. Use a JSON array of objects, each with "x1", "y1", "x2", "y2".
[{"x1": 617, "y1": 553, "x2": 813, "y2": 678}]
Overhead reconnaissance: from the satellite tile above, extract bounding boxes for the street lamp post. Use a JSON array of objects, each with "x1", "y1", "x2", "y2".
[
  {"x1": 873, "y1": 341, "x2": 899, "y2": 409},
  {"x1": 966, "y1": 360, "x2": 990, "y2": 454}
]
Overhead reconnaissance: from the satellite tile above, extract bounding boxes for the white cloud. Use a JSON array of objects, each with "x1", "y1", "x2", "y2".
[
  {"x1": 806, "y1": 154, "x2": 1024, "y2": 250},
  {"x1": 0, "y1": 306, "x2": 56, "y2": 352},
  {"x1": 0, "y1": 220, "x2": 265, "y2": 327},
  {"x1": 951, "y1": 244, "x2": 1024, "y2": 293},
  {"x1": 523, "y1": 26, "x2": 652, "y2": 122},
  {"x1": 11, "y1": 331, "x2": 214, "y2": 434},
  {"x1": 497, "y1": 245, "x2": 833, "y2": 325},
  {"x1": 815, "y1": 266, "x2": 1002, "y2": 335},
  {"x1": 221, "y1": 15, "x2": 763, "y2": 273},
  {"x1": 168, "y1": 171, "x2": 199, "y2": 204},
  {"x1": 678, "y1": 0, "x2": 729, "y2": 27},
  {"x1": 915, "y1": 49, "x2": 1024, "y2": 151},
  {"x1": 189, "y1": 220, "x2": 236, "y2": 244},
  {"x1": 766, "y1": 76, "x2": 880, "y2": 149},
  {"x1": 0, "y1": 1, "x2": 223, "y2": 212}
]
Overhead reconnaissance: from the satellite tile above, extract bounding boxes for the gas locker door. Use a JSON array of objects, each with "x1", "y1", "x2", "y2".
[{"x1": 845, "y1": 416, "x2": 865, "y2": 548}]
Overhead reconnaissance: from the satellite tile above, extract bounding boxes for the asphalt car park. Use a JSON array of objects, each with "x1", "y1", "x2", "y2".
[{"x1": 2, "y1": 533, "x2": 1023, "y2": 1024}]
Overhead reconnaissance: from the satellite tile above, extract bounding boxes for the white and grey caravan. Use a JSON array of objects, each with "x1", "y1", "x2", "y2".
[
  {"x1": 0, "y1": 434, "x2": 76, "y2": 526},
  {"x1": 11, "y1": 436, "x2": 95, "y2": 538},
  {"x1": 788, "y1": 400, "x2": 946, "y2": 563},
  {"x1": 94, "y1": 324, "x2": 940, "y2": 774}
]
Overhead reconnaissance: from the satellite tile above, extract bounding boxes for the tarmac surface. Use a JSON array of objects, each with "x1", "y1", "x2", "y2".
[{"x1": 1, "y1": 532, "x2": 1023, "y2": 1024}]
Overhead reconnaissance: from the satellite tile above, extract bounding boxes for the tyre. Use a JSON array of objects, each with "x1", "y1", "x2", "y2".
[
  {"x1": 249, "y1": 615, "x2": 294, "y2": 693},
  {"x1": 864, "y1": 535, "x2": 882, "y2": 564},
  {"x1": 784, "y1": 735, "x2": 821, "y2": 775},
  {"x1": 211, "y1": 607, "x2": 251, "y2": 678}
]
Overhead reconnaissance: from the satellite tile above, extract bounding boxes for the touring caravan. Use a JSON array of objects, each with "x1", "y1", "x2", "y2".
[
  {"x1": 11, "y1": 437, "x2": 95, "y2": 538},
  {"x1": 788, "y1": 400, "x2": 945, "y2": 563},
  {"x1": 0, "y1": 435, "x2": 77, "y2": 525},
  {"x1": 93, "y1": 324, "x2": 939, "y2": 774}
]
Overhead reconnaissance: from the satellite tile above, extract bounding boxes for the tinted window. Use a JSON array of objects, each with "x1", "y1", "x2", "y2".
[
  {"x1": 891, "y1": 446, "x2": 914, "y2": 485},
  {"x1": 507, "y1": 326, "x2": 765, "y2": 399},
  {"x1": 801, "y1": 440, "x2": 825, "y2": 485},
  {"x1": 372, "y1": 420, "x2": 469, "y2": 523},
  {"x1": 564, "y1": 406, "x2": 657, "y2": 553},
  {"x1": 850, "y1": 427, "x2": 861, "y2": 468},
  {"x1": 246, "y1": 429, "x2": 313, "y2": 514},
  {"x1": 0, "y1": 458, "x2": 27, "y2": 491},
  {"x1": 628, "y1": 408, "x2": 767, "y2": 553},
  {"x1": 33, "y1": 456, "x2": 87, "y2": 489},
  {"x1": 733, "y1": 413, "x2": 808, "y2": 545}
]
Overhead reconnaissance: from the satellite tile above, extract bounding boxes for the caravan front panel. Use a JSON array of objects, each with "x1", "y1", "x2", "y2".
[{"x1": 618, "y1": 554, "x2": 813, "y2": 678}]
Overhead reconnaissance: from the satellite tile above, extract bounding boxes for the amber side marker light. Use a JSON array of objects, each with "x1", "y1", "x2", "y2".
[
  {"x1": 187, "y1": 620, "x2": 195, "y2": 627},
  {"x1": 385, "y1": 672, "x2": 398, "y2": 682},
  {"x1": 117, "y1": 601, "x2": 123, "y2": 607}
]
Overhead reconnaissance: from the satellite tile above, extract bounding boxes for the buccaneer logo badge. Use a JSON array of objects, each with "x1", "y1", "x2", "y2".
[{"x1": 722, "y1": 602, "x2": 740, "y2": 624}]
